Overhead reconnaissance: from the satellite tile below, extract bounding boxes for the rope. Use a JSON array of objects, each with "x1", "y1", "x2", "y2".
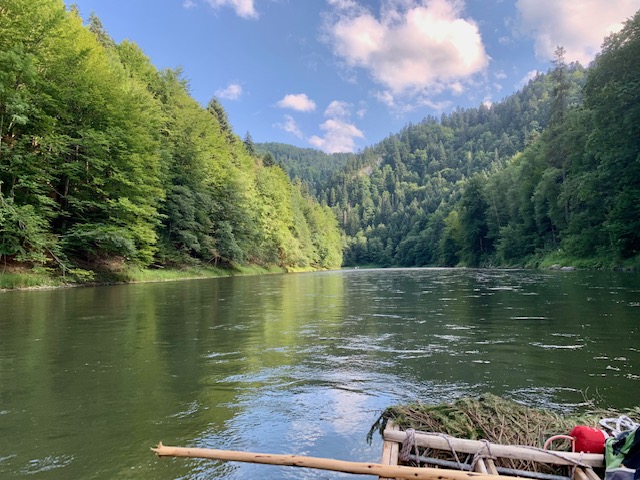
[
  {"x1": 401, "y1": 431, "x2": 465, "y2": 469},
  {"x1": 518, "y1": 445, "x2": 590, "y2": 468},
  {"x1": 599, "y1": 416, "x2": 640, "y2": 436},
  {"x1": 470, "y1": 439, "x2": 497, "y2": 471},
  {"x1": 399, "y1": 428, "x2": 416, "y2": 463},
  {"x1": 441, "y1": 432, "x2": 464, "y2": 469},
  {"x1": 569, "y1": 452, "x2": 585, "y2": 479},
  {"x1": 470, "y1": 439, "x2": 498, "y2": 471}
]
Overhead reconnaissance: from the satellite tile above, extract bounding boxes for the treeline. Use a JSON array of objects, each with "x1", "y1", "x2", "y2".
[
  {"x1": 254, "y1": 142, "x2": 353, "y2": 197},
  {"x1": 0, "y1": 0, "x2": 342, "y2": 276},
  {"x1": 272, "y1": 10, "x2": 639, "y2": 268}
]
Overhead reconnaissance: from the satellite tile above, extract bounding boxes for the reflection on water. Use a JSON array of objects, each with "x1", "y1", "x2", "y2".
[{"x1": 1, "y1": 268, "x2": 639, "y2": 479}]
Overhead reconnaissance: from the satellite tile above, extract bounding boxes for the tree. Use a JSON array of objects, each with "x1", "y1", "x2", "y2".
[
  {"x1": 583, "y1": 10, "x2": 640, "y2": 258},
  {"x1": 263, "y1": 152, "x2": 275, "y2": 167},
  {"x1": 457, "y1": 175, "x2": 492, "y2": 266},
  {"x1": 243, "y1": 131, "x2": 255, "y2": 156},
  {"x1": 207, "y1": 97, "x2": 235, "y2": 143}
]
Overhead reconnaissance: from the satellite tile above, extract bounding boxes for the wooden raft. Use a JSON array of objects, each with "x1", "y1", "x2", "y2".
[{"x1": 379, "y1": 422, "x2": 604, "y2": 480}]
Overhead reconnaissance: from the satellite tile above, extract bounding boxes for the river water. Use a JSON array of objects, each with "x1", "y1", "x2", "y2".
[{"x1": 0, "y1": 268, "x2": 639, "y2": 479}]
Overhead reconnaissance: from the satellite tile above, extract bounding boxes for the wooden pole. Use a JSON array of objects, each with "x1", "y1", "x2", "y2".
[
  {"x1": 152, "y1": 442, "x2": 523, "y2": 480},
  {"x1": 380, "y1": 420, "x2": 401, "y2": 480},
  {"x1": 383, "y1": 431, "x2": 604, "y2": 468}
]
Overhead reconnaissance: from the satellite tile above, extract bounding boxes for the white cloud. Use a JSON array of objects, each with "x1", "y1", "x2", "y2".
[
  {"x1": 374, "y1": 90, "x2": 396, "y2": 108},
  {"x1": 274, "y1": 114, "x2": 303, "y2": 138},
  {"x1": 205, "y1": 0, "x2": 257, "y2": 19},
  {"x1": 450, "y1": 81, "x2": 464, "y2": 95},
  {"x1": 277, "y1": 93, "x2": 317, "y2": 112},
  {"x1": 324, "y1": 100, "x2": 351, "y2": 118},
  {"x1": 516, "y1": 0, "x2": 638, "y2": 64},
  {"x1": 215, "y1": 82, "x2": 243, "y2": 100},
  {"x1": 518, "y1": 69, "x2": 540, "y2": 87},
  {"x1": 308, "y1": 101, "x2": 364, "y2": 153},
  {"x1": 325, "y1": 0, "x2": 489, "y2": 94},
  {"x1": 327, "y1": 0, "x2": 361, "y2": 10},
  {"x1": 416, "y1": 97, "x2": 452, "y2": 111},
  {"x1": 183, "y1": 0, "x2": 196, "y2": 8},
  {"x1": 309, "y1": 119, "x2": 365, "y2": 153}
]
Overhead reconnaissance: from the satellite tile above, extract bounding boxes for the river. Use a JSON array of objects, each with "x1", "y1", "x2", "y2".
[{"x1": 0, "y1": 268, "x2": 639, "y2": 479}]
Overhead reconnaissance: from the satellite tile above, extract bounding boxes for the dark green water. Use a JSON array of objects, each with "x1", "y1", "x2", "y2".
[{"x1": 1, "y1": 268, "x2": 639, "y2": 479}]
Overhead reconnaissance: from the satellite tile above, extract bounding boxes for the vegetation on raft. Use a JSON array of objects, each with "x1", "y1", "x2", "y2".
[{"x1": 368, "y1": 394, "x2": 640, "y2": 474}]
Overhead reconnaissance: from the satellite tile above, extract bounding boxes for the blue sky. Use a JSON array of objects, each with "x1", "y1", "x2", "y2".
[{"x1": 65, "y1": 0, "x2": 639, "y2": 153}]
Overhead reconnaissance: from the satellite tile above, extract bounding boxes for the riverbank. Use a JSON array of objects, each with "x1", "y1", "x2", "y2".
[
  {"x1": 0, "y1": 263, "x2": 310, "y2": 292},
  {"x1": 3, "y1": 253, "x2": 637, "y2": 291}
]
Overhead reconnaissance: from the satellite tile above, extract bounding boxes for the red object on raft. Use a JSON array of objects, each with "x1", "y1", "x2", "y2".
[{"x1": 570, "y1": 426, "x2": 608, "y2": 454}]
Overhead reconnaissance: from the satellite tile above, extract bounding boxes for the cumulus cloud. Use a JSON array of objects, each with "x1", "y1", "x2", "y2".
[
  {"x1": 327, "y1": 0, "x2": 361, "y2": 10},
  {"x1": 215, "y1": 82, "x2": 243, "y2": 100},
  {"x1": 324, "y1": 100, "x2": 351, "y2": 118},
  {"x1": 277, "y1": 93, "x2": 317, "y2": 112},
  {"x1": 325, "y1": 0, "x2": 490, "y2": 94},
  {"x1": 518, "y1": 69, "x2": 540, "y2": 87},
  {"x1": 205, "y1": 0, "x2": 257, "y2": 19},
  {"x1": 309, "y1": 101, "x2": 364, "y2": 153},
  {"x1": 516, "y1": 0, "x2": 638, "y2": 64},
  {"x1": 374, "y1": 90, "x2": 396, "y2": 108},
  {"x1": 309, "y1": 119, "x2": 365, "y2": 153},
  {"x1": 274, "y1": 114, "x2": 303, "y2": 138},
  {"x1": 416, "y1": 97, "x2": 451, "y2": 111},
  {"x1": 183, "y1": 0, "x2": 197, "y2": 8}
]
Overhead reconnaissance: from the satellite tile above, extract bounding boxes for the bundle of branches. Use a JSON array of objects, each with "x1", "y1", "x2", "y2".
[{"x1": 368, "y1": 394, "x2": 640, "y2": 475}]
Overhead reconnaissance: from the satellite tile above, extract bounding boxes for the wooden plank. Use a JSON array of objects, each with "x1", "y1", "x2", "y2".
[
  {"x1": 573, "y1": 468, "x2": 589, "y2": 480},
  {"x1": 474, "y1": 458, "x2": 488, "y2": 474},
  {"x1": 383, "y1": 431, "x2": 604, "y2": 468},
  {"x1": 582, "y1": 468, "x2": 601, "y2": 480},
  {"x1": 380, "y1": 421, "x2": 400, "y2": 480},
  {"x1": 152, "y1": 443, "x2": 527, "y2": 480},
  {"x1": 485, "y1": 459, "x2": 499, "y2": 476}
]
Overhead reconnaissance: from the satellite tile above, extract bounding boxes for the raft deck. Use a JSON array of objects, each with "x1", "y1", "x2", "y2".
[{"x1": 379, "y1": 421, "x2": 604, "y2": 480}]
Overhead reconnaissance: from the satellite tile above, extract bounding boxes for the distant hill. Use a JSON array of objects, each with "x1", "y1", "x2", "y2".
[
  {"x1": 314, "y1": 15, "x2": 640, "y2": 270},
  {"x1": 314, "y1": 58, "x2": 600, "y2": 267},
  {"x1": 255, "y1": 142, "x2": 354, "y2": 195}
]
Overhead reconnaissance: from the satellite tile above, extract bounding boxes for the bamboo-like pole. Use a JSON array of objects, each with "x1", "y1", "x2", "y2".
[
  {"x1": 383, "y1": 431, "x2": 604, "y2": 468},
  {"x1": 152, "y1": 442, "x2": 522, "y2": 480}
]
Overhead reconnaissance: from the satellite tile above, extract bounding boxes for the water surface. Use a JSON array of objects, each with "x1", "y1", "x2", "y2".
[{"x1": 1, "y1": 268, "x2": 638, "y2": 478}]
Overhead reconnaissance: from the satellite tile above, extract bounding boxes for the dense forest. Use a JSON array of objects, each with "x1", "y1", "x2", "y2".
[
  {"x1": 0, "y1": 0, "x2": 343, "y2": 279},
  {"x1": 266, "y1": 11, "x2": 640, "y2": 269},
  {"x1": 254, "y1": 142, "x2": 353, "y2": 198},
  {"x1": 2, "y1": 1, "x2": 639, "y2": 280}
]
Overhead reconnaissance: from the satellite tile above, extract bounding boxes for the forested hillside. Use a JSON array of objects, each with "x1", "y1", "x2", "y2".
[
  {"x1": 4, "y1": 1, "x2": 637, "y2": 279},
  {"x1": 263, "y1": 10, "x2": 640, "y2": 269},
  {"x1": 254, "y1": 142, "x2": 353, "y2": 197},
  {"x1": 0, "y1": 0, "x2": 343, "y2": 278},
  {"x1": 317, "y1": 55, "x2": 588, "y2": 267}
]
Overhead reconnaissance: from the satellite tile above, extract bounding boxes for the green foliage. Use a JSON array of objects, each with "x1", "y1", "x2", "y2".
[
  {"x1": 5, "y1": 0, "x2": 637, "y2": 281},
  {"x1": 257, "y1": 142, "x2": 353, "y2": 197},
  {"x1": 582, "y1": 9, "x2": 640, "y2": 259},
  {"x1": 0, "y1": 0, "x2": 343, "y2": 281},
  {"x1": 0, "y1": 193, "x2": 51, "y2": 264},
  {"x1": 311, "y1": 17, "x2": 638, "y2": 268}
]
